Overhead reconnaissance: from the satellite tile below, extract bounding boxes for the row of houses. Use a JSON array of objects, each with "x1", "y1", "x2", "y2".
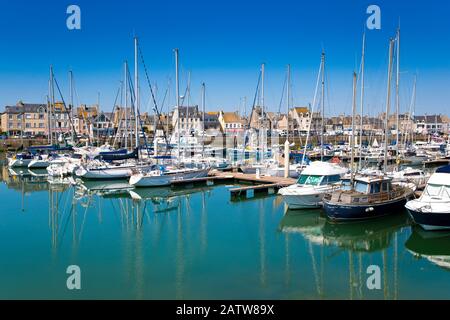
[{"x1": 1, "y1": 101, "x2": 449, "y2": 138}]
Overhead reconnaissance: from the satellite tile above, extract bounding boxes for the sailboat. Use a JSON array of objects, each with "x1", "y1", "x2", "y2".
[
  {"x1": 7, "y1": 152, "x2": 34, "y2": 168},
  {"x1": 129, "y1": 48, "x2": 210, "y2": 187},
  {"x1": 323, "y1": 38, "x2": 415, "y2": 222}
]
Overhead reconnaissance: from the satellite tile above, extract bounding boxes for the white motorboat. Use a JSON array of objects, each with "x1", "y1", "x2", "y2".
[
  {"x1": 129, "y1": 166, "x2": 210, "y2": 187},
  {"x1": 388, "y1": 167, "x2": 430, "y2": 189},
  {"x1": 46, "y1": 154, "x2": 82, "y2": 177},
  {"x1": 278, "y1": 161, "x2": 348, "y2": 209},
  {"x1": 7, "y1": 153, "x2": 34, "y2": 168},
  {"x1": 264, "y1": 163, "x2": 305, "y2": 179},
  {"x1": 405, "y1": 165, "x2": 450, "y2": 231},
  {"x1": 28, "y1": 154, "x2": 54, "y2": 169}
]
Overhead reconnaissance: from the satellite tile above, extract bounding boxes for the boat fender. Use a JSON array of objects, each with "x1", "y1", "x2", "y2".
[{"x1": 365, "y1": 207, "x2": 374, "y2": 213}]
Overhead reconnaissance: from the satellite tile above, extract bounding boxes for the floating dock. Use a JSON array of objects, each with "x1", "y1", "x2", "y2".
[{"x1": 168, "y1": 171, "x2": 296, "y2": 200}]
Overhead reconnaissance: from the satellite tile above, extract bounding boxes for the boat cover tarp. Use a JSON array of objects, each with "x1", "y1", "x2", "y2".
[
  {"x1": 96, "y1": 148, "x2": 138, "y2": 161},
  {"x1": 436, "y1": 165, "x2": 450, "y2": 174}
]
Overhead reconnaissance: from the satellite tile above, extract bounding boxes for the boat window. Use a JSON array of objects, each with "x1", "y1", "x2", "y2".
[
  {"x1": 297, "y1": 175, "x2": 323, "y2": 186},
  {"x1": 425, "y1": 184, "x2": 442, "y2": 197},
  {"x1": 443, "y1": 186, "x2": 450, "y2": 198},
  {"x1": 354, "y1": 181, "x2": 368, "y2": 194},
  {"x1": 341, "y1": 179, "x2": 352, "y2": 191},
  {"x1": 326, "y1": 175, "x2": 341, "y2": 184},
  {"x1": 370, "y1": 182, "x2": 381, "y2": 194},
  {"x1": 382, "y1": 182, "x2": 389, "y2": 192},
  {"x1": 404, "y1": 172, "x2": 420, "y2": 177}
]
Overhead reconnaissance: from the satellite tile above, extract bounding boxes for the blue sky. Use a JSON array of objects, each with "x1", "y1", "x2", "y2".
[{"x1": 0, "y1": 0, "x2": 449, "y2": 117}]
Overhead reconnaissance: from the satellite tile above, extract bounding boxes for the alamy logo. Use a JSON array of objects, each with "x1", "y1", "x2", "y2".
[
  {"x1": 66, "y1": 5, "x2": 81, "y2": 30},
  {"x1": 66, "y1": 265, "x2": 81, "y2": 290},
  {"x1": 366, "y1": 5, "x2": 381, "y2": 30},
  {"x1": 366, "y1": 265, "x2": 381, "y2": 290}
]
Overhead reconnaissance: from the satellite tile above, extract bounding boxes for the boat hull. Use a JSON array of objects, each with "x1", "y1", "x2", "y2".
[
  {"x1": 130, "y1": 169, "x2": 210, "y2": 187},
  {"x1": 28, "y1": 160, "x2": 50, "y2": 169},
  {"x1": 281, "y1": 193, "x2": 324, "y2": 209},
  {"x1": 8, "y1": 158, "x2": 33, "y2": 168},
  {"x1": 323, "y1": 197, "x2": 408, "y2": 222},
  {"x1": 406, "y1": 208, "x2": 450, "y2": 231},
  {"x1": 75, "y1": 166, "x2": 135, "y2": 180}
]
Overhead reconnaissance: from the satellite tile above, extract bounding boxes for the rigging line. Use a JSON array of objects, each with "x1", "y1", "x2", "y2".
[
  {"x1": 160, "y1": 85, "x2": 169, "y2": 114},
  {"x1": 248, "y1": 70, "x2": 262, "y2": 129},
  {"x1": 138, "y1": 44, "x2": 170, "y2": 152},
  {"x1": 325, "y1": 67, "x2": 332, "y2": 124},
  {"x1": 301, "y1": 57, "x2": 323, "y2": 166},
  {"x1": 52, "y1": 71, "x2": 77, "y2": 141},
  {"x1": 277, "y1": 73, "x2": 287, "y2": 115},
  {"x1": 126, "y1": 66, "x2": 147, "y2": 150},
  {"x1": 275, "y1": 72, "x2": 287, "y2": 130},
  {"x1": 108, "y1": 83, "x2": 122, "y2": 143}
]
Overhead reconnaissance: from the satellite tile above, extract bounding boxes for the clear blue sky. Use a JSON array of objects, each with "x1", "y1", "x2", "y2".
[{"x1": 0, "y1": 0, "x2": 449, "y2": 117}]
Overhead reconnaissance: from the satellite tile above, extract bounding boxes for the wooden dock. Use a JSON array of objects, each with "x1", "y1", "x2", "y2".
[{"x1": 167, "y1": 171, "x2": 297, "y2": 201}]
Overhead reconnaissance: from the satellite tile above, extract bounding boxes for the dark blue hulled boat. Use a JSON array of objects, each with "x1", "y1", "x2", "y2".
[
  {"x1": 405, "y1": 165, "x2": 450, "y2": 231},
  {"x1": 95, "y1": 148, "x2": 137, "y2": 161},
  {"x1": 323, "y1": 175, "x2": 415, "y2": 222}
]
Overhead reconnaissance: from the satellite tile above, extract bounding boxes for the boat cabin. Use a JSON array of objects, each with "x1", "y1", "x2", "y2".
[
  {"x1": 422, "y1": 173, "x2": 450, "y2": 200},
  {"x1": 296, "y1": 161, "x2": 348, "y2": 187},
  {"x1": 297, "y1": 173, "x2": 341, "y2": 186},
  {"x1": 326, "y1": 176, "x2": 404, "y2": 204}
]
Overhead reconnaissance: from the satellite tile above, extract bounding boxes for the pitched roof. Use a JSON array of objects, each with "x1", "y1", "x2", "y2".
[
  {"x1": 3, "y1": 102, "x2": 47, "y2": 114},
  {"x1": 414, "y1": 115, "x2": 443, "y2": 123},
  {"x1": 293, "y1": 107, "x2": 309, "y2": 114},
  {"x1": 177, "y1": 106, "x2": 200, "y2": 117},
  {"x1": 222, "y1": 112, "x2": 242, "y2": 123}
]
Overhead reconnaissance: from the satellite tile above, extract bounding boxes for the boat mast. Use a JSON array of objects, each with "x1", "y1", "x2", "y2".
[
  {"x1": 47, "y1": 81, "x2": 51, "y2": 145},
  {"x1": 186, "y1": 71, "x2": 191, "y2": 143},
  {"x1": 134, "y1": 36, "x2": 139, "y2": 149},
  {"x1": 384, "y1": 39, "x2": 395, "y2": 173},
  {"x1": 351, "y1": 72, "x2": 357, "y2": 184},
  {"x1": 408, "y1": 75, "x2": 417, "y2": 146},
  {"x1": 69, "y1": 70, "x2": 75, "y2": 143},
  {"x1": 174, "y1": 49, "x2": 181, "y2": 161},
  {"x1": 49, "y1": 66, "x2": 55, "y2": 145},
  {"x1": 201, "y1": 82, "x2": 206, "y2": 159},
  {"x1": 395, "y1": 28, "x2": 400, "y2": 153},
  {"x1": 320, "y1": 51, "x2": 325, "y2": 162},
  {"x1": 358, "y1": 33, "x2": 366, "y2": 170},
  {"x1": 124, "y1": 61, "x2": 128, "y2": 149},
  {"x1": 284, "y1": 64, "x2": 291, "y2": 178},
  {"x1": 261, "y1": 63, "x2": 265, "y2": 164}
]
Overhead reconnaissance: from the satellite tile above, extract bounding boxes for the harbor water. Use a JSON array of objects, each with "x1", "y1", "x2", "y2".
[{"x1": 1, "y1": 163, "x2": 450, "y2": 299}]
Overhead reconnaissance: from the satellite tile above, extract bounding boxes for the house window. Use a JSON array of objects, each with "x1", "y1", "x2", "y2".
[
  {"x1": 26, "y1": 123, "x2": 31, "y2": 128},
  {"x1": 9, "y1": 114, "x2": 13, "y2": 120}
]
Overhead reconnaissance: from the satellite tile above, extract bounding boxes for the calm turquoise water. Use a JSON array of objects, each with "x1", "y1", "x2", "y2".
[{"x1": 1, "y1": 164, "x2": 450, "y2": 299}]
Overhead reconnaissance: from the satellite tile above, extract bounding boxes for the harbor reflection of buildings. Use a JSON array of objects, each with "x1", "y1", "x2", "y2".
[{"x1": 278, "y1": 209, "x2": 410, "y2": 299}]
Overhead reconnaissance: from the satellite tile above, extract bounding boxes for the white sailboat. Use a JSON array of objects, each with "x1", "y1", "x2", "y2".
[{"x1": 129, "y1": 166, "x2": 210, "y2": 187}]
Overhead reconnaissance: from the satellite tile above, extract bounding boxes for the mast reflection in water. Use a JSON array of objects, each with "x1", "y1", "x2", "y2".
[{"x1": 1, "y1": 163, "x2": 450, "y2": 299}]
